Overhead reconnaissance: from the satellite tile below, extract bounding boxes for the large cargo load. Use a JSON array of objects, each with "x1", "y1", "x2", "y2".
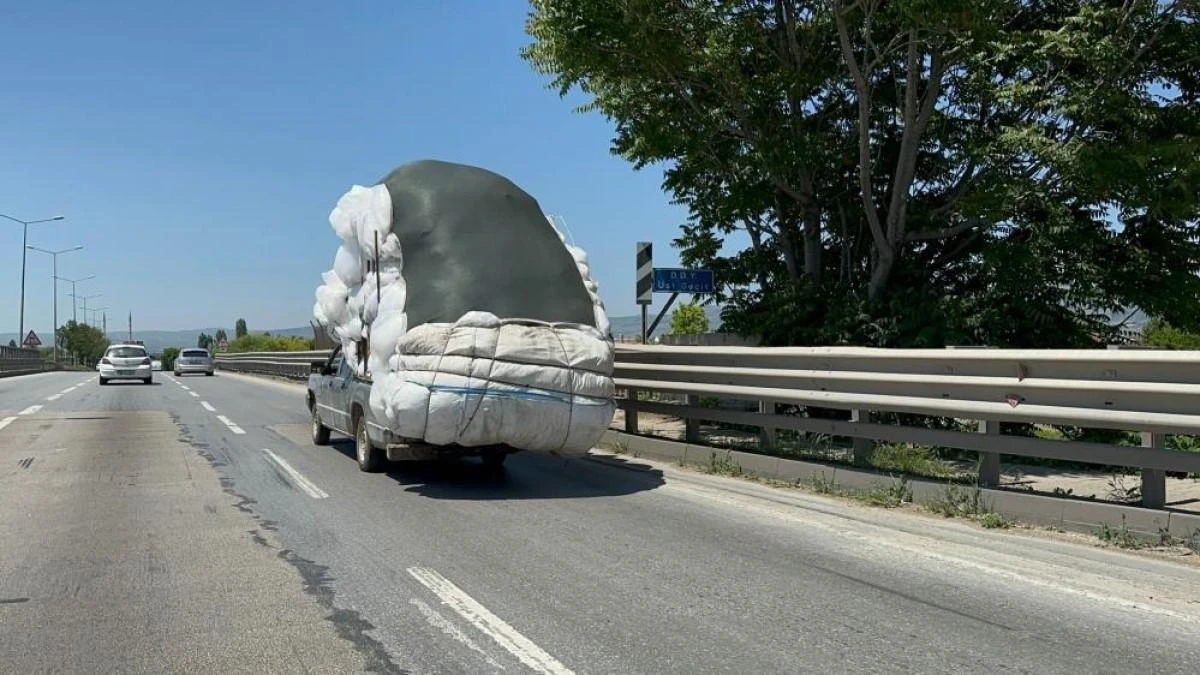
[{"x1": 312, "y1": 160, "x2": 615, "y2": 455}]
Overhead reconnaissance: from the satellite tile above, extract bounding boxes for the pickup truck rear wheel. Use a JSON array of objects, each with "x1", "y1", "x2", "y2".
[
  {"x1": 355, "y1": 417, "x2": 385, "y2": 473},
  {"x1": 480, "y1": 449, "x2": 508, "y2": 473},
  {"x1": 310, "y1": 406, "x2": 331, "y2": 446}
]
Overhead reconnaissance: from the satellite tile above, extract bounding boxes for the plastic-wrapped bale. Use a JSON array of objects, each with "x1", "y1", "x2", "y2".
[{"x1": 312, "y1": 159, "x2": 615, "y2": 455}]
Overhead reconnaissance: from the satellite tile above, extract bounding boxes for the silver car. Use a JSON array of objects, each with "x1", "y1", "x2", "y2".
[{"x1": 174, "y1": 348, "x2": 215, "y2": 376}]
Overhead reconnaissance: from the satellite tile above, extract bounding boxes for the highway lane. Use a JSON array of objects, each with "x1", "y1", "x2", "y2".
[{"x1": 2, "y1": 369, "x2": 1200, "y2": 673}]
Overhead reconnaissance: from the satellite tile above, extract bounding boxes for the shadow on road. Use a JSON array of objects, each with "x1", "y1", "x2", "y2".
[
  {"x1": 102, "y1": 381, "x2": 163, "y2": 386},
  {"x1": 328, "y1": 439, "x2": 665, "y2": 500}
]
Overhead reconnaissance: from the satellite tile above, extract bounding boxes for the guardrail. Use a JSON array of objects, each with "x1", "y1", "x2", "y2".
[
  {"x1": 0, "y1": 345, "x2": 45, "y2": 378},
  {"x1": 220, "y1": 344, "x2": 1200, "y2": 508}
]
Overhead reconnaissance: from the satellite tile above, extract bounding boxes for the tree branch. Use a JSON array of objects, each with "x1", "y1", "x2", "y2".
[
  {"x1": 906, "y1": 218, "x2": 985, "y2": 242},
  {"x1": 834, "y1": 2, "x2": 888, "y2": 253}
]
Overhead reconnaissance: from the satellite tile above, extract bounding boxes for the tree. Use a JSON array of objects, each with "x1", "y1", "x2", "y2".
[
  {"x1": 215, "y1": 329, "x2": 228, "y2": 343},
  {"x1": 524, "y1": 0, "x2": 1200, "y2": 347},
  {"x1": 161, "y1": 347, "x2": 180, "y2": 370},
  {"x1": 235, "y1": 319, "x2": 248, "y2": 339},
  {"x1": 197, "y1": 333, "x2": 213, "y2": 350},
  {"x1": 6, "y1": 339, "x2": 14, "y2": 348},
  {"x1": 669, "y1": 302, "x2": 710, "y2": 336},
  {"x1": 56, "y1": 321, "x2": 109, "y2": 365}
]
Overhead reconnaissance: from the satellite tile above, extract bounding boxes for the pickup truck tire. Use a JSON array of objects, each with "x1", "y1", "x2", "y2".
[
  {"x1": 355, "y1": 417, "x2": 385, "y2": 473},
  {"x1": 310, "y1": 407, "x2": 331, "y2": 446}
]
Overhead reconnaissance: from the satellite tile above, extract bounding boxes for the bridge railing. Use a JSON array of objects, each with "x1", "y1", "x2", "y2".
[
  {"x1": 219, "y1": 344, "x2": 1200, "y2": 508},
  {"x1": 0, "y1": 345, "x2": 45, "y2": 377}
]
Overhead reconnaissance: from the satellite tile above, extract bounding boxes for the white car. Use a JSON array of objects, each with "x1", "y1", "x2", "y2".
[{"x1": 99, "y1": 344, "x2": 154, "y2": 385}]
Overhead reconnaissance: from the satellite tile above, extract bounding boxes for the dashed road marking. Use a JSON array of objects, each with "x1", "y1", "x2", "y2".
[
  {"x1": 407, "y1": 567, "x2": 574, "y2": 675},
  {"x1": 200, "y1": 401, "x2": 216, "y2": 412},
  {"x1": 262, "y1": 449, "x2": 328, "y2": 499},
  {"x1": 410, "y1": 598, "x2": 507, "y2": 670},
  {"x1": 180, "y1": 385, "x2": 190, "y2": 391},
  {"x1": 46, "y1": 394, "x2": 62, "y2": 402},
  {"x1": 189, "y1": 391, "x2": 200, "y2": 398},
  {"x1": 60, "y1": 387, "x2": 76, "y2": 394},
  {"x1": 0, "y1": 417, "x2": 16, "y2": 432},
  {"x1": 216, "y1": 414, "x2": 245, "y2": 435},
  {"x1": 19, "y1": 405, "x2": 42, "y2": 416}
]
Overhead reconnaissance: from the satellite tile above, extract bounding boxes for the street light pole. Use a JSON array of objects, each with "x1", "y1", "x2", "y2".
[
  {"x1": 57, "y1": 274, "x2": 95, "y2": 324},
  {"x1": 26, "y1": 244, "x2": 83, "y2": 363},
  {"x1": 1, "y1": 213, "x2": 66, "y2": 340},
  {"x1": 80, "y1": 294, "x2": 102, "y2": 325}
]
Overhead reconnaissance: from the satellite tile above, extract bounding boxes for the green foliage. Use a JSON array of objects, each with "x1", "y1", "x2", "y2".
[
  {"x1": 56, "y1": 321, "x2": 109, "y2": 365},
  {"x1": 524, "y1": 0, "x2": 1200, "y2": 347},
  {"x1": 235, "y1": 319, "x2": 248, "y2": 339},
  {"x1": 160, "y1": 347, "x2": 180, "y2": 371},
  {"x1": 197, "y1": 333, "x2": 213, "y2": 350},
  {"x1": 226, "y1": 333, "x2": 313, "y2": 353},
  {"x1": 214, "y1": 329, "x2": 228, "y2": 344},
  {"x1": 1141, "y1": 318, "x2": 1200, "y2": 349},
  {"x1": 6, "y1": 339, "x2": 15, "y2": 348},
  {"x1": 668, "y1": 302, "x2": 710, "y2": 336}
]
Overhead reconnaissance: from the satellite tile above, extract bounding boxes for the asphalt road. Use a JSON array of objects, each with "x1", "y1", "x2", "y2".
[{"x1": 2, "y1": 369, "x2": 1200, "y2": 674}]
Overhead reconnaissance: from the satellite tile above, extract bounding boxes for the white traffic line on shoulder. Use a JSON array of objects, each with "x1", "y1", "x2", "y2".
[
  {"x1": 46, "y1": 394, "x2": 62, "y2": 401},
  {"x1": 407, "y1": 567, "x2": 574, "y2": 675},
  {"x1": 0, "y1": 416, "x2": 16, "y2": 432},
  {"x1": 216, "y1": 415, "x2": 246, "y2": 435},
  {"x1": 409, "y1": 598, "x2": 507, "y2": 671},
  {"x1": 262, "y1": 449, "x2": 328, "y2": 499},
  {"x1": 19, "y1": 405, "x2": 42, "y2": 416},
  {"x1": 200, "y1": 401, "x2": 216, "y2": 412}
]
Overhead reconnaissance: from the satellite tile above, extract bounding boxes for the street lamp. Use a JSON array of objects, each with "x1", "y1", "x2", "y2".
[
  {"x1": 26, "y1": 244, "x2": 82, "y2": 363},
  {"x1": 59, "y1": 274, "x2": 96, "y2": 323},
  {"x1": 1, "y1": 213, "x2": 66, "y2": 340},
  {"x1": 86, "y1": 306, "x2": 109, "y2": 329},
  {"x1": 79, "y1": 294, "x2": 102, "y2": 324}
]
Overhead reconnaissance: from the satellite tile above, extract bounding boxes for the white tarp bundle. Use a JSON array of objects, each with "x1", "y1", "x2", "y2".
[{"x1": 313, "y1": 181, "x2": 615, "y2": 455}]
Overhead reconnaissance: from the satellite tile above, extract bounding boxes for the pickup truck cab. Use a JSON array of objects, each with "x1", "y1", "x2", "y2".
[{"x1": 306, "y1": 346, "x2": 511, "y2": 472}]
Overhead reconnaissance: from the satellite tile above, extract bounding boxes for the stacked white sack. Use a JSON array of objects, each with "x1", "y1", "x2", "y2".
[
  {"x1": 314, "y1": 183, "x2": 616, "y2": 454},
  {"x1": 370, "y1": 312, "x2": 615, "y2": 453}
]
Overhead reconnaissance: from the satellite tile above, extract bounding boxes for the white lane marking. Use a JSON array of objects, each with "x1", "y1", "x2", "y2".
[
  {"x1": 200, "y1": 401, "x2": 216, "y2": 412},
  {"x1": 0, "y1": 416, "x2": 16, "y2": 432},
  {"x1": 407, "y1": 567, "x2": 574, "y2": 675},
  {"x1": 216, "y1": 415, "x2": 246, "y2": 435},
  {"x1": 46, "y1": 394, "x2": 62, "y2": 401},
  {"x1": 262, "y1": 449, "x2": 328, "y2": 499},
  {"x1": 19, "y1": 405, "x2": 42, "y2": 416},
  {"x1": 410, "y1": 598, "x2": 507, "y2": 671},
  {"x1": 60, "y1": 387, "x2": 76, "y2": 394},
  {"x1": 180, "y1": 385, "x2": 190, "y2": 391},
  {"x1": 189, "y1": 391, "x2": 200, "y2": 398}
]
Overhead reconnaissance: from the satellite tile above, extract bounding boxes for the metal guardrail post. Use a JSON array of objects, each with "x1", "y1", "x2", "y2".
[
  {"x1": 625, "y1": 388, "x2": 640, "y2": 434},
  {"x1": 1140, "y1": 432, "x2": 1167, "y2": 508},
  {"x1": 759, "y1": 399, "x2": 777, "y2": 448},
  {"x1": 684, "y1": 394, "x2": 701, "y2": 443},
  {"x1": 978, "y1": 420, "x2": 1001, "y2": 487},
  {"x1": 851, "y1": 409, "x2": 873, "y2": 464}
]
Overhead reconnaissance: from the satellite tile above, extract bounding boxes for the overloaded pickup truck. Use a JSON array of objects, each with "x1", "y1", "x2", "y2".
[{"x1": 306, "y1": 345, "x2": 514, "y2": 472}]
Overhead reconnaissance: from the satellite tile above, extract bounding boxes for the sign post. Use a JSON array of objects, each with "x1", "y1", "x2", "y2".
[{"x1": 635, "y1": 242, "x2": 653, "y2": 343}]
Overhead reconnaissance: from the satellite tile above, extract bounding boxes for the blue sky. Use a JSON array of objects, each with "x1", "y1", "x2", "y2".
[{"x1": 0, "y1": 1, "x2": 696, "y2": 335}]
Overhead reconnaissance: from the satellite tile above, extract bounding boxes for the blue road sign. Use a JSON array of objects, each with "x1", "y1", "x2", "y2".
[{"x1": 652, "y1": 268, "x2": 715, "y2": 294}]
